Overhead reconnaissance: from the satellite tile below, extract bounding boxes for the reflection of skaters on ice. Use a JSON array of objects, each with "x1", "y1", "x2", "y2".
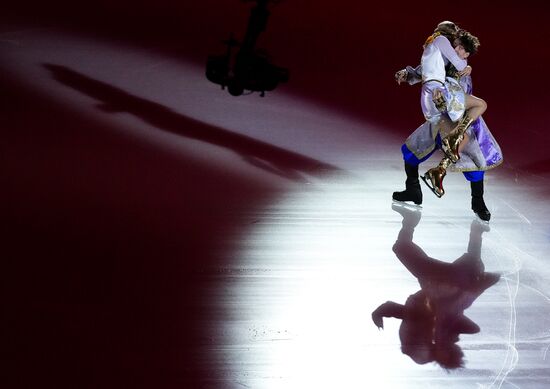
[{"x1": 372, "y1": 204, "x2": 500, "y2": 368}]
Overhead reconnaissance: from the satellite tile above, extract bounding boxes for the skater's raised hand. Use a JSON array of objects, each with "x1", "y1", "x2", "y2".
[
  {"x1": 395, "y1": 69, "x2": 408, "y2": 85},
  {"x1": 458, "y1": 65, "x2": 472, "y2": 77}
]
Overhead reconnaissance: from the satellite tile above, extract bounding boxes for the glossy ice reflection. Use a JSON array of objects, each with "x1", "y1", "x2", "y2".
[{"x1": 233, "y1": 175, "x2": 547, "y2": 388}]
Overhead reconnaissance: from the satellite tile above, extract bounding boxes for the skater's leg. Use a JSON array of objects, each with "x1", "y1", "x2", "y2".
[
  {"x1": 442, "y1": 95, "x2": 486, "y2": 162},
  {"x1": 458, "y1": 133, "x2": 470, "y2": 155},
  {"x1": 392, "y1": 144, "x2": 436, "y2": 205},
  {"x1": 464, "y1": 94, "x2": 487, "y2": 121},
  {"x1": 464, "y1": 171, "x2": 491, "y2": 222}
]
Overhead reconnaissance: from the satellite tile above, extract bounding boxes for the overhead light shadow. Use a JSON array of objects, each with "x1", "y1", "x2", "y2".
[{"x1": 43, "y1": 63, "x2": 341, "y2": 181}]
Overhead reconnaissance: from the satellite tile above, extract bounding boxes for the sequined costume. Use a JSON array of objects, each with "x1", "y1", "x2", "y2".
[
  {"x1": 391, "y1": 32, "x2": 469, "y2": 206},
  {"x1": 393, "y1": 26, "x2": 500, "y2": 221},
  {"x1": 417, "y1": 34, "x2": 468, "y2": 123},
  {"x1": 402, "y1": 72, "x2": 503, "y2": 175}
]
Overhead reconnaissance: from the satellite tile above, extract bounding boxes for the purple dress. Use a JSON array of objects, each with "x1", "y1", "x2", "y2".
[
  {"x1": 450, "y1": 75, "x2": 503, "y2": 172},
  {"x1": 404, "y1": 74, "x2": 503, "y2": 173}
]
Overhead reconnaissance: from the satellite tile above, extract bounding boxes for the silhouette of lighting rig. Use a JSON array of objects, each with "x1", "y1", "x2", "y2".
[{"x1": 206, "y1": 0, "x2": 289, "y2": 97}]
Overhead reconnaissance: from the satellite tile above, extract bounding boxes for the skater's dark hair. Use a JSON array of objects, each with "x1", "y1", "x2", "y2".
[
  {"x1": 434, "y1": 343, "x2": 465, "y2": 370},
  {"x1": 456, "y1": 29, "x2": 480, "y2": 55}
]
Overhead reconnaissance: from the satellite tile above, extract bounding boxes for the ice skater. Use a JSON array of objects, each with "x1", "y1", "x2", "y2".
[{"x1": 393, "y1": 25, "x2": 503, "y2": 221}]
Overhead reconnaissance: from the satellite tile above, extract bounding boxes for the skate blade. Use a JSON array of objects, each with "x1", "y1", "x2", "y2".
[
  {"x1": 420, "y1": 175, "x2": 443, "y2": 198},
  {"x1": 392, "y1": 200, "x2": 422, "y2": 210}
]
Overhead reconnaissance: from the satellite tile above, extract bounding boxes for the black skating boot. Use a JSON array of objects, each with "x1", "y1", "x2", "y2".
[
  {"x1": 393, "y1": 162, "x2": 423, "y2": 205},
  {"x1": 471, "y1": 180, "x2": 491, "y2": 222}
]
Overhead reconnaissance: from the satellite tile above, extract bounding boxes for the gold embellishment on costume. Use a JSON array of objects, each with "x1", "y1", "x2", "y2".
[
  {"x1": 446, "y1": 65, "x2": 460, "y2": 80},
  {"x1": 448, "y1": 83, "x2": 462, "y2": 93},
  {"x1": 433, "y1": 92, "x2": 446, "y2": 113},
  {"x1": 442, "y1": 115, "x2": 474, "y2": 163},
  {"x1": 449, "y1": 98, "x2": 464, "y2": 112},
  {"x1": 423, "y1": 32, "x2": 441, "y2": 48},
  {"x1": 439, "y1": 156, "x2": 452, "y2": 170},
  {"x1": 451, "y1": 158, "x2": 504, "y2": 173}
]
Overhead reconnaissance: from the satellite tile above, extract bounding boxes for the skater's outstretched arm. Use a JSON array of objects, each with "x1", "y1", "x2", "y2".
[
  {"x1": 395, "y1": 65, "x2": 423, "y2": 85},
  {"x1": 433, "y1": 35, "x2": 469, "y2": 73},
  {"x1": 372, "y1": 301, "x2": 405, "y2": 329}
]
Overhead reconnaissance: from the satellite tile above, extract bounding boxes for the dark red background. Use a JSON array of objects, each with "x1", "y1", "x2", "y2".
[{"x1": 2, "y1": 1, "x2": 549, "y2": 387}]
